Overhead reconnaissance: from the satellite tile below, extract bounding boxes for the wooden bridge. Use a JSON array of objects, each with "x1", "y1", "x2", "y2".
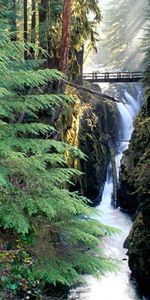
[{"x1": 82, "y1": 71, "x2": 143, "y2": 83}]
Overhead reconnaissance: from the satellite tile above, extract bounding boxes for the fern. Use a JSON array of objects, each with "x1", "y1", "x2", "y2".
[{"x1": 0, "y1": 1, "x2": 118, "y2": 291}]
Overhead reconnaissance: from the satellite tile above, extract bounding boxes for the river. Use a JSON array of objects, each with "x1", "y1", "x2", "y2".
[
  {"x1": 67, "y1": 86, "x2": 146, "y2": 300},
  {"x1": 67, "y1": 0, "x2": 147, "y2": 297}
]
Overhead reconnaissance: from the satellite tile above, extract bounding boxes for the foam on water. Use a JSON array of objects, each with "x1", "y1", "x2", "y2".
[{"x1": 68, "y1": 88, "x2": 144, "y2": 300}]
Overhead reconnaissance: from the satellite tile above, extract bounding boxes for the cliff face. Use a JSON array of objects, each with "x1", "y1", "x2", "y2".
[
  {"x1": 58, "y1": 85, "x2": 119, "y2": 205},
  {"x1": 128, "y1": 210, "x2": 150, "y2": 295},
  {"x1": 79, "y1": 90, "x2": 118, "y2": 204},
  {"x1": 118, "y1": 97, "x2": 150, "y2": 295}
]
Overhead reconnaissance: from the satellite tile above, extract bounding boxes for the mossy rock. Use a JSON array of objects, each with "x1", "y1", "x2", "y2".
[
  {"x1": 55, "y1": 85, "x2": 119, "y2": 205},
  {"x1": 128, "y1": 209, "x2": 150, "y2": 295},
  {"x1": 119, "y1": 97, "x2": 150, "y2": 295}
]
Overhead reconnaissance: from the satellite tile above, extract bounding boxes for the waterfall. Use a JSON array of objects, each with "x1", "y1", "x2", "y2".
[
  {"x1": 101, "y1": 87, "x2": 142, "y2": 210},
  {"x1": 118, "y1": 89, "x2": 142, "y2": 166},
  {"x1": 68, "y1": 86, "x2": 145, "y2": 300},
  {"x1": 101, "y1": 87, "x2": 143, "y2": 211}
]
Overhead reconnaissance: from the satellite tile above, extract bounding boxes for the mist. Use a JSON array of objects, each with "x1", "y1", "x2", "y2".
[{"x1": 84, "y1": 0, "x2": 148, "y2": 72}]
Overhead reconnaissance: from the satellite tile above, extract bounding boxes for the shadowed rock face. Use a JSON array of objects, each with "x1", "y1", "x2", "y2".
[
  {"x1": 128, "y1": 210, "x2": 150, "y2": 297},
  {"x1": 78, "y1": 88, "x2": 119, "y2": 205},
  {"x1": 57, "y1": 85, "x2": 119, "y2": 205},
  {"x1": 117, "y1": 150, "x2": 138, "y2": 213},
  {"x1": 118, "y1": 97, "x2": 150, "y2": 296}
]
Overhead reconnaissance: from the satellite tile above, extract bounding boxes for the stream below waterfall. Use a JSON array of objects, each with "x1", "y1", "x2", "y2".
[{"x1": 67, "y1": 87, "x2": 147, "y2": 300}]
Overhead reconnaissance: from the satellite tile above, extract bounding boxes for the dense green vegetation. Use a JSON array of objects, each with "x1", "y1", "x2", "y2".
[
  {"x1": 0, "y1": 0, "x2": 118, "y2": 298},
  {"x1": 0, "y1": 0, "x2": 149, "y2": 298},
  {"x1": 118, "y1": 98, "x2": 150, "y2": 295}
]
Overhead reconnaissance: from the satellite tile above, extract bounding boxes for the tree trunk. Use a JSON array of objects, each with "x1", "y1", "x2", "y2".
[
  {"x1": 47, "y1": 0, "x2": 51, "y2": 67},
  {"x1": 59, "y1": 0, "x2": 72, "y2": 74},
  {"x1": 76, "y1": 45, "x2": 84, "y2": 84},
  {"x1": 11, "y1": 0, "x2": 17, "y2": 41},
  {"x1": 39, "y1": 0, "x2": 47, "y2": 24},
  {"x1": 39, "y1": 0, "x2": 48, "y2": 63},
  {"x1": 31, "y1": 0, "x2": 39, "y2": 58},
  {"x1": 31, "y1": 0, "x2": 36, "y2": 44},
  {"x1": 24, "y1": 0, "x2": 28, "y2": 59}
]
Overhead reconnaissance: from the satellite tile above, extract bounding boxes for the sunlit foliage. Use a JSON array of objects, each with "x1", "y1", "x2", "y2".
[{"x1": 0, "y1": 1, "x2": 118, "y2": 297}]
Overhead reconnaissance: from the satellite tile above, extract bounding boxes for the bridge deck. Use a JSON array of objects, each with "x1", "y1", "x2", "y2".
[{"x1": 82, "y1": 72, "x2": 143, "y2": 83}]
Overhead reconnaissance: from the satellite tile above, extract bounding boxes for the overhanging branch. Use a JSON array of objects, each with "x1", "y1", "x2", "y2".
[{"x1": 64, "y1": 80, "x2": 123, "y2": 103}]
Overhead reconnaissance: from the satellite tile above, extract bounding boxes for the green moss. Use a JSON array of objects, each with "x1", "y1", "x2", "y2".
[
  {"x1": 128, "y1": 210, "x2": 150, "y2": 284},
  {"x1": 55, "y1": 85, "x2": 119, "y2": 203},
  {"x1": 76, "y1": 87, "x2": 119, "y2": 203},
  {"x1": 119, "y1": 96, "x2": 150, "y2": 290}
]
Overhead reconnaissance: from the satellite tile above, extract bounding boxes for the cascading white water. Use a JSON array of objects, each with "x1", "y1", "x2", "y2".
[
  {"x1": 68, "y1": 87, "x2": 146, "y2": 300},
  {"x1": 67, "y1": 0, "x2": 147, "y2": 296}
]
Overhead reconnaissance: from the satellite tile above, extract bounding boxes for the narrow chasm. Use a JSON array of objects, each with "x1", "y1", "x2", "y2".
[
  {"x1": 1, "y1": 0, "x2": 150, "y2": 299},
  {"x1": 68, "y1": 84, "x2": 147, "y2": 300},
  {"x1": 118, "y1": 96, "x2": 150, "y2": 297}
]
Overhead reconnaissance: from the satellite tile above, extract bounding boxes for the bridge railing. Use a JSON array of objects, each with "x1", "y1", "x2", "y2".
[{"x1": 82, "y1": 71, "x2": 143, "y2": 81}]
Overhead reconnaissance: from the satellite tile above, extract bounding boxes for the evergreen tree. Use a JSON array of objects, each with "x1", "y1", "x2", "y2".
[
  {"x1": 38, "y1": 0, "x2": 101, "y2": 74},
  {"x1": 0, "y1": 1, "x2": 118, "y2": 296},
  {"x1": 59, "y1": 0, "x2": 72, "y2": 74},
  {"x1": 70, "y1": 0, "x2": 101, "y2": 80}
]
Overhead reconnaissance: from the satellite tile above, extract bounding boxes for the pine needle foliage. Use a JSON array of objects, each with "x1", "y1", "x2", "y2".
[{"x1": 0, "y1": 1, "x2": 118, "y2": 289}]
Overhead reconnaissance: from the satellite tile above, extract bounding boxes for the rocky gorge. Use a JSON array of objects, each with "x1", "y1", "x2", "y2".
[
  {"x1": 118, "y1": 96, "x2": 150, "y2": 297},
  {"x1": 0, "y1": 0, "x2": 150, "y2": 299},
  {"x1": 56, "y1": 84, "x2": 119, "y2": 205}
]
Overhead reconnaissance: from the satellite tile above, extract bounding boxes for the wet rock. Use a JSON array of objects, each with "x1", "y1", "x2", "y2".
[
  {"x1": 78, "y1": 89, "x2": 119, "y2": 205},
  {"x1": 60, "y1": 86, "x2": 119, "y2": 205},
  {"x1": 123, "y1": 237, "x2": 129, "y2": 249},
  {"x1": 118, "y1": 97, "x2": 150, "y2": 295},
  {"x1": 117, "y1": 154, "x2": 138, "y2": 212},
  {"x1": 128, "y1": 211, "x2": 150, "y2": 296}
]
